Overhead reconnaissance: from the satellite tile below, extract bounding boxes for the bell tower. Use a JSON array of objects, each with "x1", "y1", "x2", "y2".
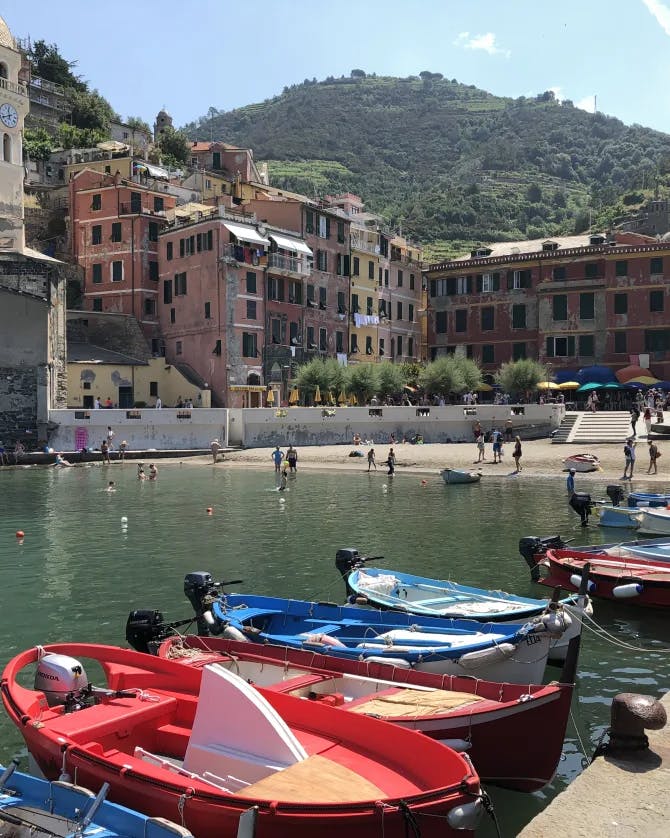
[{"x1": 0, "y1": 16, "x2": 29, "y2": 253}]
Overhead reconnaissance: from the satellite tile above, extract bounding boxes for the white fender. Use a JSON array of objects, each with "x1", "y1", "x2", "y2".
[
  {"x1": 541, "y1": 608, "x2": 572, "y2": 636},
  {"x1": 458, "y1": 642, "x2": 516, "y2": 670},
  {"x1": 446, "y1": 798, "x2": 484, "y2": 831},
  {"x1": 569, "y1": 574, "x2": 596, "y2": 593},
  {"x1": 363, "y1": 656, "x2": 411, "y2": 668},
  {"x1": 222, "y1": 625, "x2": 249, "y2": 643},
  {"x1": 612, "y1": 582, "x2": 643, "y2": 599}
]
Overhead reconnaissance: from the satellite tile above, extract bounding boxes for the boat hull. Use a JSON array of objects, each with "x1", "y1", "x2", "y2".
[
  {"x1": 158, "y1": 635, "x2": 575, "y2": 792},
  {"x1": 636, "y1": 508, "x2": 670, "y2": 536},
  {"x1": 597, "y1": 505, "x2": 640, "y2": 528},
  {"x1": 563, "y1": 455, "x2": 600, "y2": 472},
  {"x1": 440, "y1": 469, "x2": 481, "y2": 484},
  {"x1": 627, "y1": 491, "x2": 670, "y2": 508}
]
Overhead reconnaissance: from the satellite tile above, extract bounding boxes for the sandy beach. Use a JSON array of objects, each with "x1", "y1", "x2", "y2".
[{"x1": 191, "y1": 434, "x2": 669, "y2": 486}]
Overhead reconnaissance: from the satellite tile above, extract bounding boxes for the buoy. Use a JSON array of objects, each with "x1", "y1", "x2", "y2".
[
  {"x1": 279, "y1": 497, "x2": 286, "y2": 504},
  {"x1": 121, "y1": 516, "x2": 128, "y2": 524},
  {"x1": 15, "y1": 530, "x2": 24, "y2": 539},
  {"x1": 206, "y1": 507, "x2": 213, "y2": 515}
]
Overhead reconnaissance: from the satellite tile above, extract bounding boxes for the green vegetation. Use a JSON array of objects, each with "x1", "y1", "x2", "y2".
[
  {"x1": 185, "y1": 75, "x2": 670, "y2": 253},
  {"x1": 495, "y1": 359, "x2": 549, "y2": 398},
  {"x1": 157, "y1": 125, "x2": 191, "y2": 167},
  {"x1": 419, "y1": 356, "x2": 482, "y2": 396}
]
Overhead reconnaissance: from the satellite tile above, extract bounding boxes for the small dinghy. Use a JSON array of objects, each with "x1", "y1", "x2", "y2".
[
  {"x1": 0, "y1": 759, "x2": 194, "y2": 837},
  {"x1": 335, "y1": 549, "x2": 586, "y2": 663},
  {"x1": 183, "y1": 573, "x2": 562, "y2": 684},
  {"x1": 2, "y1": 644, "x2": 484, "y2": 838},
  {"x1": 440, "y1": 468, "x2": 481, "y2": 484},
  {"x1": 563, "y1": 453, "x2": 600, "y2": 472},
  {"x1": 636, "y1": 506, "x2": 670, "y2": 536},
  {"x1": 627, "y1": 490, "x2": 670, "y2": 508},
  {"x1": 141, "y1": 631, "x2": 580, "y2": 793}
]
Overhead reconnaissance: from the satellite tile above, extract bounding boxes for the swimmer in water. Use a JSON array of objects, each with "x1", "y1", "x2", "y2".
[{"x1": 107, "y1": 481, "x2": 116, "y2": 492}]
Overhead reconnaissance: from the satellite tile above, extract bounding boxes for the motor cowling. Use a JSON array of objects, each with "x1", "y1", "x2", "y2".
[
  {"x1": 606, "y1": 484, "x2": 625, "y2": 507},
  {"x1": 34, "y1": 653, "x2": 89, "y2": 707},
  {"x1": 125, "y1": 609, "x2": 166, "y2": 654},
  {"x1": 518, "y1": 535, "x2": 565, "y2": 580},
  {"x1": 569, "y1": 493, "x2": 593, "y2": 525},
  {"x1": 184, "y1": 572, "x2": 218, "y2": 635}
]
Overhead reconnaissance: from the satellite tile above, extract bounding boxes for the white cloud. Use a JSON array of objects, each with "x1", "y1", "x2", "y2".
[
  {"x1": 549, "y1": 86, "x2": 564, "y2": 102},
  {"x1": 454, "y1": 31, "x2": 511, "y2": 58},
  {"x1": 642, "y1": 0, "x2": 670, "y2": 36},
  {"x1": 575, "y1": 95, "x2": 596, "y2": 114}
]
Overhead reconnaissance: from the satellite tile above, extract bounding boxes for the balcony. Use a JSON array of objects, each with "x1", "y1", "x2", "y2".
[
  {"x1": 351, "y1": 234, "x2": 379, "y2": 255},
  {"x1": 220, "y1": 242, "x2": 266, "y2": 267},
  {"x1": 0, "y1": 77, "x2": 27, "y2": 97},
  {"x1": 119, "y1": 202, "x2": 167, "y2": 218},
  {"x1": 267, "y1": 251, "x2": 312, "y2": 277}
]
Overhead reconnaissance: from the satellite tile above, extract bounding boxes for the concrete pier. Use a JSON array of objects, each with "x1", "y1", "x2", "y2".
[{"x1": 519, "y1": 691, "x2": 670, "y2": 838}]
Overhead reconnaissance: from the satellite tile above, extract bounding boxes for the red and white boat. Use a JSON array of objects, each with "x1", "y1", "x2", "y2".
[
  {"x1": 540, "y1": 549, "x2": 670, "y2": 608},
  {"x1": 155, "y1": 633, "x2": 579, "y2": 792},
  {"x1": 1, "y1": 643, "x2": 484, "y2": 838},
  {"x1": 563, "y1": 453, "x2": 601, "y2": 472}
]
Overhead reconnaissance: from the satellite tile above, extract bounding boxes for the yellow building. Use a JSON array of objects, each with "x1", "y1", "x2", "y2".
[{"x1": 349, "y1": 217, "x2": 386, "y2": 361}]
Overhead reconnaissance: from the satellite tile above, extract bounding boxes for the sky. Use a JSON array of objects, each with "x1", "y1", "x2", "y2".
[{"x1": 4, "y1": 0, "x2": 670, "y2": 133}]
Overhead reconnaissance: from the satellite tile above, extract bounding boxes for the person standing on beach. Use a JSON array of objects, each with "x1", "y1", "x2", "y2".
[
  {"x1": 386, "y1": 447, "x2": 396, "y2": 476},
  {"x1": 647, "y1": 440, "x2": 661, "y2": 474},
  {"x1": 100, "y1": 439, "x2": 111, "y2": 464},
  {"x1": 210, "y1": 438, "x2": 221, "y2": 463},
  {"x1": 106, "y1": 426, "x2": 115, "y2": 451},
  {"x1": 119, "y1": 440, "x2": 128, "y2": 461},
  {"x1": 630, "y1": 405, "x2": 640, "y2": 437},
  {"x1": 492, "y1": 428, "x2": 502, "y2": 463},
  {"x1": 566, "y1": 468, "x2": 576, "y2": 497},
  {"x1": 286, "y1": 445, "x2": 298, "y2": 473},
  {"x1": 272, "y1": 446, "x2": 284, "y2": 473},
  {"x1": 622, "y1": 437, "x2": 636, "y2": 479},
  {"x1": 513, "y1": 436, "x2": 522, "y2": 472},
  {"x1": 367, "y1": 448, "x2": 377, "y2": 471},
  {"x1": 644, "y1": 407, "x2": 653, "y2": 437},
  {"x1": 476, "y1": 433, "x2": 485, "y2": 463}
]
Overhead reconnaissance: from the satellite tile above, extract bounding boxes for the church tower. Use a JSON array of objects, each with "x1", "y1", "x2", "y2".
[{"x1": 0, "y1": 16, "x2": 29, "y2": 253}]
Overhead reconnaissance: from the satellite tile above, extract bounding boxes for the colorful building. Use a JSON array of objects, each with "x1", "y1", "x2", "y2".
[
  {"x1": 70, "y1": 169, "x2": 177, "y2": 346},
  {"x1": 424, "y1": 231, "x2": 670, "y2": 378}
]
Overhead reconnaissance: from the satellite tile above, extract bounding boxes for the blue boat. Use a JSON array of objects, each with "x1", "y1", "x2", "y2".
[
  {"x1": 0, "y1": 760, "x2": 194, "y2": 837},
  {"x1": 335, "y1": 557, "x2": 587, "y2": 663},
  {"x1": 627, "y1": 491, "x2": 670, "y2": 508},
  {"x1": 184, "y1": 573, "x2": 564, "y2": 685}
]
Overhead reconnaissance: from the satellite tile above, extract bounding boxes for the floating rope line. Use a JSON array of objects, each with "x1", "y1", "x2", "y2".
[{"x1": 580, "y1": 608, "x2": 670, "y2": 653}]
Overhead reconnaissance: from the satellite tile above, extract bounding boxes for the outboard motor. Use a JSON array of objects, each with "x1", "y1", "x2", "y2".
[
  {"x1": 569, "y1": 492, "x2": 593, "y2": 527},
  {"x1": 125, "y1": 609, "x2": 167, "y2": 654},
  {"x1": 519, "y1": 536, "x2": 566, "y2": 581},
  {"x1": 606, "y1": 484, "x2": 625, "y2": 507},
  {"x1": 34, "y1": 652, "x2": 89, "y2": 707},
  {"x1": 184, "y1": 571, "x2": 219, "y2": 635},
  {"x1": 335, "y1": 548, "x2": 364, "y2": 596}
]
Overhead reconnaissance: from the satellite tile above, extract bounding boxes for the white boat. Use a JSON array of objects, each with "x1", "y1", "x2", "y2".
[
  {"x1": 441, "y1": 467, "x2": 481, "y2": 484},
  {"x1": 563, "y1": 454, "x2": 600, "y2": 472},
  {"x1": 636, "y1": 507, "x2": 670, "y2": 536},
  {"x1": 597, "y1": 505, "x2": 641, "y2": 528}
]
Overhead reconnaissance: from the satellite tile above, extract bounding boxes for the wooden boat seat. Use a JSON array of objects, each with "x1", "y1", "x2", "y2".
[
  {"x1": 238, "y1": 754, "x2": 384, "y2": 802},
  {"x1": 51, "y1": 693, "x2": 178, "y2": 743},
  {"x1": 347, "y1": 687, "x2": 488, "y2": 718}
]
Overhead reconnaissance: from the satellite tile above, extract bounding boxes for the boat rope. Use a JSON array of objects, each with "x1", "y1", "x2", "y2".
[
  {"x1": 569, "y1": 705, "x2": 593, "y2": 769},
  {"x1": 398, "y1": 800, "x2": 421, "y2": 837},
  {"x1": 580, "y1": 609, "x2": 670, "y2": 653}
]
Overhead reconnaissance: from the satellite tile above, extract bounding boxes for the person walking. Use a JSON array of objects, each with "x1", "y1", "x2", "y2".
[
  {"x1": 367, "y1": 447, "x2": 377, "y2": 471},
  {"x1": 647, "y1": 440, "x2": 661, "y2": 474},
  {"x1": 476, "y1": 433, "x2": 485, "y2": 463},
  {"x1": 286, "y1": 445, "x2": 298, "y2": 473},
  {"x1": 386, "y1": 447, "x2": 396, "y2": 476},
  {"x1": 210, "y1": 438, "x2": 222, "y2": 463},
  {"x1": 622, "y1": 437, "x2": 636, "y2": 479},
  {"x1": 106, "y1": 426, "x2": 115, "y2": 451},
  {"x1": 643, "y1": 407, "x2": 653, "y2": 437},
  {"x1": 566, "y1": 468, "x2": 576, "y2": 497},
  {"x1": 513, "y1": 436, "x2": 522, "y2": 472},
  {"x1": 630, "y1": 405, "x2": 640, "y2": 437},
  {"x1": 271, "y1": 445, "x2": 284, "y2": 473},
  {"x1": 154, "y1": 396, "x2": 162, "y2": 409}
]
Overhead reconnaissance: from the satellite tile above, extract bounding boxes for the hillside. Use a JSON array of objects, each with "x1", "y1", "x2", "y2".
[{"x1": 184, "y1": 74, "x2": 670, "y2": 259}]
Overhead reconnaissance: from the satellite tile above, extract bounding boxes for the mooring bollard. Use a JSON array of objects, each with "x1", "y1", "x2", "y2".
[{"x1": 597, "y1": 692, "x2": 668, "y2": 756}]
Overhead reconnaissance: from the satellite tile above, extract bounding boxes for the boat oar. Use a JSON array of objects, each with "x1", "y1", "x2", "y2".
[
  {"x1": 77, "y1": 782, "x2": 110, "y2": 834},
  {"x1": 0, "y1": 758, "x2": 18, "y2": 790}
]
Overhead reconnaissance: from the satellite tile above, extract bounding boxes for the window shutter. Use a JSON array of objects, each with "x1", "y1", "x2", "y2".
[
  {"x1": 546, "y1": 337, "x2": 553, "y2": 357},
  {"x1": 466, "y1": 276, "x2": 473, "y2": 293},
  {"x1": 336, "y1": 253, "x2": 342, "y2": 275},
  {"x1": 568, "y1": 335, "x2": 575, "y2": 356},
  {"x1": 507, "y1": 271, "x2": 514, "y2": 290},
  {"x1": 430, "y1": 280, "x2": 436, "y2": 297},
  {"x1": 476, "y1": 275, "x2": 483, "y2": 293},
  {"x1": 447, "y1": 277, "x2": 457, "y2": 295},
  {"x1": 492, "y1": 273, "x2": 500, "y2": 291},
  {"x1": 343, "y1": 255, "x2": 350, "y2": 276},
  {"x1": 325, "y1": 217, "x2": 330, "y2": 239},
  {"x1": 523, "y1": 270, "x2": 532, "y2": 288},
  {"x1": 278, "y1": 278, "x2": 285, "y2": 301}
]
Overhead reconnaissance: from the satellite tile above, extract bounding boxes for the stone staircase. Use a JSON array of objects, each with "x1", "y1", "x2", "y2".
[
  {"x1": 566, "y1": 411, "x2": 634, "y2": 444},
  {"x1": 551, "y1": 412, "x2": 578, "y2": 444}
]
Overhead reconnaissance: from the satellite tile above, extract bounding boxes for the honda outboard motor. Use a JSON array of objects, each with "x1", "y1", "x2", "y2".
[
  {"x1": 34, "y1": 652, "x2": 89, "y2": 707},
  {"x1": 569, "y1": 493, "x2": 593, "y2": 526},
  {"x1": 125, "y1": 609, "x2": 167, "y2": 654},
  {"x1": 606, "y1": 484, "x2": 625, "y2": 507},
  {"x1": 184, "y1": 571, "x2": 218, "y2": 635},
  {"x1": 518, "y1": 536, "x2": 566, "y2": 581}
]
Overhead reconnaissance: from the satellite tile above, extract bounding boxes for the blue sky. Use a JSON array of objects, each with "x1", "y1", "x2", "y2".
[{"x1": 4, "y1": 0, "x2": 670, "y2": 133}]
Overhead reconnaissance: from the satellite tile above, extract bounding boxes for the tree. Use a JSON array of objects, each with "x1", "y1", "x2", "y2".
[
  {"x1": 495, "y1": 358, "x2": 548, "y2": 398},
  {"x1": 30, "y1": 40, "x2": 86, "y2": 91},
  {"x1": 418, "y1": 357, "x2": 465, "y2": 396},
  {"x1": 67, "y1": 88, "x2": 117, "y2": 132},
  {"x1": 157, "y1": 126, "x2": 190, "y2": 166},
  {"x1": 295, "y1": 358, "x2": 328, "y2": 402},
  {"x1": 126, "y1": 116, "x2": 152, "y2": 135},
  {"x1": 350, "y1": 69, "x2": 366, "y2": 78},
  {"x1": 23, "y1": 128, "x2": 54, "y2": 161},
  {"x1": 57, "y1": 122, "x2": 107, "y2": 150},
  {"x1": 453, "y1": 356, "x2": 482, "y2": 391},
  {"x1": 345, "y1": 363, "x2": 379, "y2": 403},
  {"x1": 377, "y1": 362, "x2": 407, "y2": 398},
  {"x1": 322, "y1": 358, "x2": 345, "y2": 397}
]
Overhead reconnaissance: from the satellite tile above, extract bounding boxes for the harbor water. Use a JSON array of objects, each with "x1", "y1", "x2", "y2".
[{"x1": 1, "y1": 462, "x2": 669, "y2": 835}]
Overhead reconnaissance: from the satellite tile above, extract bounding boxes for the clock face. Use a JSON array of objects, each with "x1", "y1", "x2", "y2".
[{"x1": 0, "y1": 103, "x2": 18, "y2": 128}]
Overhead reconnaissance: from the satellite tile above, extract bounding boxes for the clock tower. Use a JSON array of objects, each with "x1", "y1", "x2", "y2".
[{"x1": 0, "y1": 16, "x2": 28, "y2": 253}]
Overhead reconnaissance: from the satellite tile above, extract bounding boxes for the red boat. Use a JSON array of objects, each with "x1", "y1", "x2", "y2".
[
  {"x1": 1, "y1": 643, "x2": 483, "y2": 838},
  {"x1": 540, "y1": 549, "x2": 670, "y2": 608},
  {"x1": 156, "y1": 633, "x2": 579, "y2": 793}
]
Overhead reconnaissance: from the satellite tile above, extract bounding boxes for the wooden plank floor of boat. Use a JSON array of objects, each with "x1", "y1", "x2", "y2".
[
  {"x1": 237, "y1": 754, "x2": 385, "y2": 802},
  {"x1": 348, "y1": 687, "x2": 487, "y2": 717}
]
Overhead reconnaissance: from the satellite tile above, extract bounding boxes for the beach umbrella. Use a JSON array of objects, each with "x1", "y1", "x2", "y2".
[
  {"x1": 554, "y1": 369, "x2": 580, "y2": 384},
  {"x1": 338, "y1": 390, "x2": 347, "y2": 405},
  {"x1": 626, "y1": 375, "x2": 661, "y2": 386},
  {"x1": 288, "y1": 388, "x2": 299, "y2": 405},
  {"x1": 623, "y1": 382, "x2": 646, "y2": 390},
  {"x1": 615, "y1": 364, "x2": 655, "y2": 383},
  {"x1": 558, "y1": 381, "x2": 581, "y2": 390},
  {"x1": 314, "y1": 386, "x2": 322, "y2": 404},
  {"x1": 476, "y1": 383, "x2": 493, "y2": 392},
  {"x1": 537, "y1": 381, "x2": 559, "y2": 390},
  {"x1": 266, "y1": 389, "x2": 275, "y2": 405},
  {"x1": 655, "y1": 381, "x2": 670, "y2": 390},
  {"x1": 577, "y1": 365, "x2": 616, "y2": 384},
  {"x1": 350, "y1": 393, "x2": 358, "y2": 405},
  {"x1": 602, "y1": 381, "x2": 623, "y2": 389},
  {"x1": 328, "y1": 391, "x2": 336, "y2": 405},
  {"x1": 576, "y1": 382, "x2": 604, "y2": 393}
]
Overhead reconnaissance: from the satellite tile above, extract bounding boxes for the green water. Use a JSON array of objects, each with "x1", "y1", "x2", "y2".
[{"x1": 1, "y1": 463, "x2": 669, "y2": 835}]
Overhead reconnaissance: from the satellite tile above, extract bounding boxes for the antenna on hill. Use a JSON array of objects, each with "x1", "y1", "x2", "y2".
[{"x1": 594, "y1": 94, "x2": 597, "y2": 114}]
